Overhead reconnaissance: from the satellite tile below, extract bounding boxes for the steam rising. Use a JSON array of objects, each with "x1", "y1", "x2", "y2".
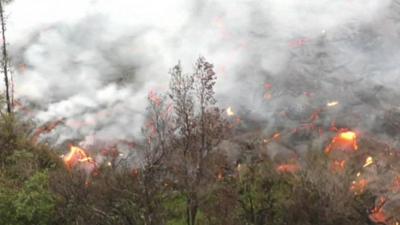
[{"x1": 6, "y1": 0, "x2": 400, "y2": 144}]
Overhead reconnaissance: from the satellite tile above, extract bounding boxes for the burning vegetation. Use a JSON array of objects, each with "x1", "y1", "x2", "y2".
[{"x1": 1, "y1": 57, "x2": 400, "y2": 225}]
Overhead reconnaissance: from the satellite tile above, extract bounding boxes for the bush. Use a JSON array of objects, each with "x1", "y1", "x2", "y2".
[{"x1": 14, "y1": 171, "x2": 56, "y2": 225}]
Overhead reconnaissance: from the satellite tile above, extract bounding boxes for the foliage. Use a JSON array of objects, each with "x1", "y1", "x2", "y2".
[
  {"x1": 0, "y1": 171, "x2": 56, "y2": 225},
  {"x1": 0, "y1": 58, "x2": 385, "y2": 225},
  {"x1": 14, "y1": 171, "x2": 56, "y2": 225}
]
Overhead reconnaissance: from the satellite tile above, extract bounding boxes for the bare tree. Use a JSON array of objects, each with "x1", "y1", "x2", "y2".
[
  {"x1": 139, "y1": 90, "x2": 173, "y2": 225},
  {"x1": 0, "y1": 0, "x2": 11, "y2": 113},
  {"x1": 169, "y1": 57, "x2": 228, "y2": 225}
]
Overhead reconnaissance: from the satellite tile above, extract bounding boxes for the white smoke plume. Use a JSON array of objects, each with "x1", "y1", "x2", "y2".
[{"x1": 5, "y1": 0, "x2": 400, "y2": 145}]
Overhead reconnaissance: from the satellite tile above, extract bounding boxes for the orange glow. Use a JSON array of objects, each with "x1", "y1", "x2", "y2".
[
  {"x1": 32, "y1": 119, "x2": 64, "y2": 143},
  {"x1": 263, "y1": 132, "x2": 281, "y2": 144},
  {"x1": 331, "y1": 160, "x2": 346, "y2": 172},
  {"x1": 340, "y1": 131, "x2": 356, "y2": 141},
  {"x1": 325, "y1": 131, "x2": 358, "y2": 154},
  {"x1": 276, "y1": 163, "x2": 300, "y2": 174},
  {"x1": 272, "y1": 132, "x2": 281, "y2": 140},
  {"x1": 369, "y1": 197, "x2": 388, "y2": 224},
  {"x1": 350, "y1": 178, "x2": 368, "y2": 194},
  {"x1": 63, "y1": 145, "x2": 95, "y2": 171}
]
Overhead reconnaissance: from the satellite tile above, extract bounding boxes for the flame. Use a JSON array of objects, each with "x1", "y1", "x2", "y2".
[
  {"x1": 263, "y1": 132, "x2": 281, "y2": 144},
  {"x1": 327, "y1": 101, "x2": 339, "y2": 107},
  {"x1": 226, "y1": 107, "x2": 235, "y2": 116},
  {"x1": 325, "y1": 131, "x2": 358, "y2": 154},
  {"x1": 63, "y1": 145, "x2": 95, "y2": 171},
  {"x1": 272, "y1": 132, "x2": 281, "y2": 140},
  {"x1": 32, "y1": 118, "x2": 65, "y2": 143},
  {"x1": 369, "y1": 197, "x2": 388, "y2": 224},
  {"x1": 276, "y1": 163, "x2": 300, "y2": 174},
  {"x1": 350, "y1": 178, "x2": 368, "y2": 194},
  {"x1": 363, "y1": 156, "x2": 374, "y2": 168}
]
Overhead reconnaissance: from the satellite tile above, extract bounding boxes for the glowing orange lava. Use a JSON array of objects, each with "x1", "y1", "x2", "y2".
[
  {"x1": 325, "y1": 131, "x2": 358, "y2": 154},
  {"x1": 276, "y1": 163, "x2": 300, "y2": 174},
  {"x1": 63, "y1": 145, "x2": 95, "y2": 171}
]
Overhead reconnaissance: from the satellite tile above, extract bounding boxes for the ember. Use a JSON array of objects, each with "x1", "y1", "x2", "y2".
[
  {"x1": 276, "y1": 163, "x2": 300, "y2": 174},
  {"x1": 327, "y1": 101, "x2": 339, "y2": 107},
  {"x1": 350, "y1": 178, "x2": 368, "y2": 195},
  {"x1": 363, "y1": 156, "x2": 374, "y2": 168},
  {"x1": 369, "y1": 197, "x2": 388, "y2": 224}
]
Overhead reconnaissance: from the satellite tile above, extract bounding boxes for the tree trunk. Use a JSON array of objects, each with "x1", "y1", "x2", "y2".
[
  {"x1": 0, "y1": 0, "x2": 11, "y2": 113},
  {"x1": 186, "y1": 196, "x2": 198, "y2": 225}
]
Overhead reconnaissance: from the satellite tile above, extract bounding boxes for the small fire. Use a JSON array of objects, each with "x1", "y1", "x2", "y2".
[
  {"x1": 327, "y1": 101, "x2": 339, "y2": 107},
  {"x1": 369, "y1": 197, "x2": 388, "y2": 224},
  {"x1": 325, "y1": 131, "x2": 358, "y2": 154},
  {"x1": 63, "y1": 145, "x2": 95, "y2": 171},
  {"x1": 276, "y1": 163, "x2": 300, "y2": 174},
  {"x1": 226, "y1": 107, "x2": 235, "y2": 116},
  {"x1": 263, "y1": 132, "x2": 281, "y2": 144},
  {"x1": 350, "y1": 178, "x2": 368, "y2": 194},
  {"x1": 363, "y1": 156, "x2": 374, "y2": 168},
  {"x1": 32, "y1": 118, "x2": 65, "y2": 143}
]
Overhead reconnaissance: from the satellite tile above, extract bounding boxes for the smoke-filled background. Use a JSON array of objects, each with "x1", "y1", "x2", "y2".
[{"x1": 5, "y1": 0, "x2": 400, "y2": 147}]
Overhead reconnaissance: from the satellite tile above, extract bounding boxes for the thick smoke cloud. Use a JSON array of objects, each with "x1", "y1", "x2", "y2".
[{"x1": 5, "y1": 0, "x2": 400, "y2": 145}]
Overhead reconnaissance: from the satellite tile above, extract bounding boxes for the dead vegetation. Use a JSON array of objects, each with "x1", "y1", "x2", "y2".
[{"x1": 0, "y1": 58, "x2": 399, "y2": 225}]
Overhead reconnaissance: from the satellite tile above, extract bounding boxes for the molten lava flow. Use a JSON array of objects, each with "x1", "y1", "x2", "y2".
[
  {"x1": 325, "y1": 131, "x2": 358, "y2": 154},
  {"x1": 363, "y1": 156, "x2": 374, "y2": 168},
  {"x1": 276, "y1": 163, "x2": 300, "y2": 174},
  {"x1": 63, "y1": 145, "x2": 95, "y2": 171}
]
